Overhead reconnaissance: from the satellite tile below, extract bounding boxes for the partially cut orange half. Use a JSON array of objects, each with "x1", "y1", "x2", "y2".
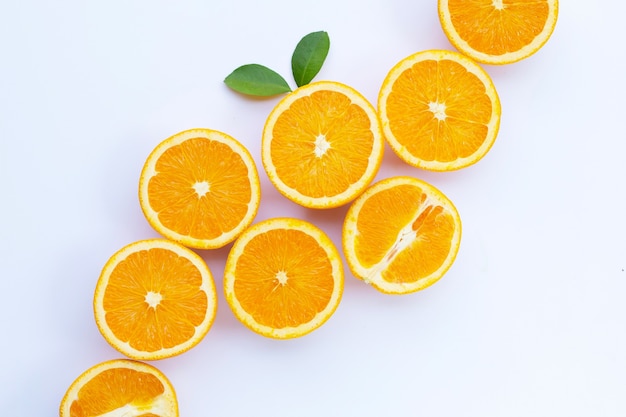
[
  {"x1": 343, "y1": 176, "x2": 462, "y2": 294},
  {"x1": 94, "y1": 239, "x2": 217, "y2": 360},
  {"x1": 139, "y1": 128, "x2": 261, "y2": 249},
  {"x1": 378, "y1": 49, "x2": 501, "y2": 171},
  {"x1": 262, "y1": 81, "x2": 384, "y2": 209},
  {"x1": 224, "y1": 217, "x2": 344, "y2": 338},
  {"x1": 60, "y1": 359, "x2": 178, "y2": 417}
]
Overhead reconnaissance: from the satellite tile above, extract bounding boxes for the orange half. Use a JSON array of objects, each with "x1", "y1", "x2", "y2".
[
  {"x1": 438, "y1": 0, "x2": 559, "y2": 65},
  {"x1": 94, "y1": 239, "x2": 217, "y2": 360},
  {"x1": 139, "y1": 128, "x2": 261, "y2": 249},
  {"x1": 60, "y1": 359, "x2": 178, "y2": 417},
  {"x1": 224, "y1": 217, "x2": 344, "y2": 338},
  {"x1": 378, "y1": 49, "x2": 501, "y2": 171},
  {"x1": 343, "y1": 176, "x2": 462, "y2": 294},
  {"x1": 262, "y1": 81, "x2": 384, "y2": 209}
]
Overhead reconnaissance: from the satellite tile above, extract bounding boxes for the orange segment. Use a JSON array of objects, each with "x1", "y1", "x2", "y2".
[
  {"x1": 60, "y1": 359, "x2": 178, "y2": 417},
  {"x1": 342, "y1": 176, "x2": 462, "y2": 294},
  {"x1": 94, "y1": 239, "x2": 217, "y2": 360},
  {"x1": 378, "y1": 49, "x2": 501, "y2": 171},
  {"x1": 262, "y1": 81, "x2": 384, "y2": 209},
  {"x1": 139, "y1": 128, "x2": 261, "y2": 249},
  {"x1": 438, "y1": 0, "x2": 559, "y2": 65},
  {"x1": 224, "y1": 217, "x2": 344, "y2": 338}
]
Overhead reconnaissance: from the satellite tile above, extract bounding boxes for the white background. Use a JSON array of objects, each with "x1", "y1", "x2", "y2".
[{"x1": 1, "y1": 1, "x2": 625, "y2": 416}]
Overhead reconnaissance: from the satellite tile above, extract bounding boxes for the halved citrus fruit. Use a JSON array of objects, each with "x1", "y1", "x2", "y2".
[
  {"x1": 94, "y1": 239, "x2": 217, "y2": 360},
  {"x1": 262, "y1": 81, "x2": 384, "y2": 209},
  {"x1": 438, "y1": 0, "x2": 559, "y2": 65},
  {"x1": 139, "y1": 128, "x2": 261, "y2": 249},
  {"x1": 342, "y1": 176, "x2": 462, "y2": 295},
  {"x1": 60, "y1": 359, "x2": 178, "y2": 417},
  {"x1": 378, "y1": 49, "x2": 501, "y2": 171},
  {"x1": 224, "y1": 217, "x2": 344, "y2": 338}
]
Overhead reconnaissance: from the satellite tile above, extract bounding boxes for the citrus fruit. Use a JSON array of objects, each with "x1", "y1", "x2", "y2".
[
  {"x1": 262, "y1": 80, "x2": 384, "y2": 209},
  {"x1": 438, "y1": 0, "x2": 559, "y2": 65},
  {"x1": 224, "y1": 217, "x2": 344, "y2": 338},
  {"x1": 94, "y1": 239, "x2": 217, "y2": 360},
  {"x1": 139, "y1": 128, "x2": 261, "y2": 249},
  {"x1": 60, "y1": 359, "x2": 178, "y2": 417},
  {"x1": 342, "y1": 176, "x2": 462, "y2": 295},
  {"x1": 378, "y1": 49, "x2": 501, "y2": 171}
]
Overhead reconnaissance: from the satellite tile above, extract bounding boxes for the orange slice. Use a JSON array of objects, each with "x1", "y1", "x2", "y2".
[
  {"x1": 224, "y1": 217, "x2": 344, "y2": 338},
  {"x1": 262, "y1": 81, "x2": 384, "y2": 209},
  {"x1": 438, "y1": 0, "x2": 559, "y2": 65},
  {"x1": 139, "y1": 128, "x2": 261, "y2": 249},
  {"x1": 94, "y1": 239, "x2": 217, "y2": 360},
  {"x1": 60, "y1": 359, "x2": 178, "y2": 417},
  {"x1": 342, "y1": 176, "x2": 462, "y2": 294},
  {"x1": 378, "y1": 49, "x2": 501, "y2": 171}
]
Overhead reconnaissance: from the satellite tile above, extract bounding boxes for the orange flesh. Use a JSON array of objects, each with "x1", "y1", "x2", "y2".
[
  {"x1": 386, "y1": 59, "x2": 492, "y2": 162},
  {"x1": 270, "y1": 90, "x2": 375, "y2": 198},
  {"x1": 70, "y1": 368, "x2": 164, "y2": 417},
  {"x1": 448, "y1": 0, "x2": 550, "y2": 55},
  {"x1": 355, "y1": 184, "x2": 456, "y2": 284},
  {"x1": 233, "y1": 229, "x2": 334, "y2": 328},
  {"x1": 102, "y1": 248, "x2": 208, "y2": 352},
  {"x1": 148, "y1": 137, "x2": 252, "y2": 239}
]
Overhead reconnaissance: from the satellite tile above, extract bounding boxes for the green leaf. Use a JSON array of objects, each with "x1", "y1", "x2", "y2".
[
  {"x1": 291, "y1": 31, "x2": 330, "y2": 87},
  {"x1": 224, "y1": 64, "x2": 292, "y2": 96}
]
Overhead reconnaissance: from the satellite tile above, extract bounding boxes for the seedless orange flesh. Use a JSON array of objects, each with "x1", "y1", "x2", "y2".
[
  {"x1": 139, "y1": 128, "x2": 261, "y2": 249},
  {"x1": 438, "y1": 0, "x2": 559, "y2": 65},
  {"x1": 378, "y1": 50, "x2": 501, "y2": 171},
  {"x1": 94, "y1": 239, "x2": 217, "y2": 360},
  {"x1": 343, "y1": 176, "x2": 462, "y2": 294},
  {"x1": 60, "y1": 359, "x2": 178, "y2": 417},
  {"x1": 262, "y1": 81, "x2": 384, "y2": 209},
  {"x1": 224, "y1": 218, "x2": 344, "y2": 338}
]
